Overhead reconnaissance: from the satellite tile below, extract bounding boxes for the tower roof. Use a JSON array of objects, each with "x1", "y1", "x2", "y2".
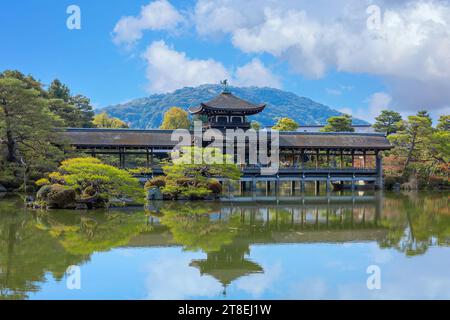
[{"x1": 189, "y1": 92, "x2": 265, "y2": 115}]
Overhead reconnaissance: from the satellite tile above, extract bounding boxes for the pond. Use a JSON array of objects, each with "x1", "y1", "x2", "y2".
[{"x1": 0, "y1": 191, "x2": 449, "y2": 300}]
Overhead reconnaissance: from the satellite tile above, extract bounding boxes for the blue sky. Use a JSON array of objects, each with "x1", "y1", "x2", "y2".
[{"x1": 1, "y1": 0, "x2": 449, "y2": 122}]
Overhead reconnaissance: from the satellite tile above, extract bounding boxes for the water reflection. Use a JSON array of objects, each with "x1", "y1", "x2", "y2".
[{"x1": 0, "y1": 192, "x2": 449, "y2": 299}]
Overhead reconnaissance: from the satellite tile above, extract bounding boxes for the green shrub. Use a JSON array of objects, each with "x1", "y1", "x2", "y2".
[{"x1": 144, "y1": 176, "x2": 167, "y2": 190}]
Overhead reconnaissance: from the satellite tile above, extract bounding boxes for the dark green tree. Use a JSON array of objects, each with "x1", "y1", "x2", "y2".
[
  {"x1": 321, "y1": 114, "x2": 354, "y2": 132},
  {"x1": 373, "y1": 110, "x2": 402, "y2": 135}
]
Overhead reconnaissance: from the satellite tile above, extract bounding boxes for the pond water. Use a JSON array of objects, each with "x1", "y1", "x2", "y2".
[{"x1": 0, "y1": 191, "x2": 449, "y2": 300}]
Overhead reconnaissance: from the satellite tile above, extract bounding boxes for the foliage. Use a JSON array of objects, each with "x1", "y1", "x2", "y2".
[
  {"x1": 47, "y1": 79, "x2": 94, "y2": 128},
  {"x1": 43, "y1": 157, "x2": 144, "y2": 206},
  {"x1": 385, "y1": 110, "x2": 449, "y2": 188},
  {"x1": 437, "y1": 115, "x2": 449, "y2": 131},
  {"x1": 272, "y1": 117, "x2": 299, "y2": 131},
  {"x1": 127, "y1": 167, "x2": 152, "y2": 175},
  {"x1": 147, "y1": 147, "x2": 241, "y2": 200},
  {"x1": 373, "y1": 110, "x2": 402, "y2": 135},
  {"x1": 250, "y1": 121, "x2": 261, "y2": 131},
  {"x1": 144, "y1": 176, "x2": 166, "y2": 190},
  {"x1": 388, "y1": 114, "x2": 433, "y2": 172},
  {"x1": 35, "y1": 178, "x2": 50, "y2": 187},
  {"x1": 160, "y1": 106, "x2": 190, "y2": 129},
  {"x1": 0, "y1": 72, "x2": 67, "y2": 189},
  {"x1": 92, "y1": 112, "x2": 128, "y2": 128},
  {"x1": 321, "y1": 114, "x2": 355, "y2": 132}
]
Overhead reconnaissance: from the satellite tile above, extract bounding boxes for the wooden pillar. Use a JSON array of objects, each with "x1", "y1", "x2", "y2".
[
  {"x1": 351, "y1": 150, "x2": 355, "y2": 168},
  {"x1": 291, "y1": 181, "x2": 296, "y2": 195},
  {"x1": 316, "y1": 149, "x2": 319, "y2": 168},
  {"x1": 266, "y1": 181, "x2": 271, "y2": 196},
  {"x1": 146, "y1": 148, "x2": 150, "y2": 168},
  {"x1": 340, "y1": 150, "x2": 344, "y2": 169},
  {"x1": 315, "y1": 181, "x2": 320, "y2": 195},
  {"x1": 326, "y1": 150, "x2": 330, "y2": 168},
  {"x1": 363, "y1": 150, "x2": 367, "y2": 169},
  {"x1": 300, "y1": 149, "x2": 305, "y2": 169}
]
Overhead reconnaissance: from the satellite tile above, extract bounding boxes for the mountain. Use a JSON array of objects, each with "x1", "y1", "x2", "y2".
[{"x1": 103, "y1": 84, "x2": 368, "y2": 129}]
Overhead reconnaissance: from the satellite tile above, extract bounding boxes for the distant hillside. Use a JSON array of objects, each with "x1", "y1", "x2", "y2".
[{"x1": 103, "y1": 84, "x2": 367, "y2": 129}]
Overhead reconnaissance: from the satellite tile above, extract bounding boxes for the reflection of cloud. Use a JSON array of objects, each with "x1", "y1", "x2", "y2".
[
  {"x1": 235, "y1": 263, "x2": 282, "y2": 298},
  {"x1": 369, "y1": 247, "x2": 392, "y2": 265},
  {"x1": 289, "y1": 278, "x2": 328, "y2": 300},
  {"x1": 144, "y1": 253, "x2": 223, "y2": 299}
]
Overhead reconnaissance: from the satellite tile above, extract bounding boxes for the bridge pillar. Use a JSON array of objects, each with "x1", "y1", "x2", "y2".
[
  {"x1": 326, "y1": 178, "x2": 331, "y2": 193},
  {"x1": 266, "y1": 181, "x2": 271, "y2": 196},
  {"x1": 291, "y1": 181, "x2": 296, "y2": 195},
  {"x1": 300, "y1": 179, "x2": 305, "y2": 194},
  {"x1": 315, "y1": 181, "x2": 320, "y2": 195},
  {"x1": 252, "y1": 179, "x2": 257, "y2": 200}
]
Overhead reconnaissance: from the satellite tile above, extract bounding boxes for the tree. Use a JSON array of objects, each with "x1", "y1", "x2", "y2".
[
  {"x1": 48, "y1": 79, "x2": 94, "y2": 128},
  {"x1": 146, "y1": 147, "x2": 241, "y2": 200},
  {"x1": 389, "y1": 115, "x2": 433, "y2": 172},
  {"x1": 321, "y1": 114, "x2": 354, "y2": 132},
  {"x1": 416, "y1": 110, "x2": 432, "y2": 121},
  {"x1": 160, "y1": 107, "x2": 190, "y2": 130},
  {"x1": 43, "y1": 157, "x2": 144, "y2": 206},
  {"x1": 48, "y1": 79, "x2": 70, "y2": 101},
  {"x1": 437, "y1": 115, "x2": 449, "y2": 131},
  {"x1": 0, "y1": 75, "x2": 65, "y2": 188},
  {"x1": 272, "y1": 118, "x2": 299, "y2": 131},
  {"x1": 373, "y1": 110, "x2": 402, "y2": 135},
  {"x1": 69, "y1": 95, "x2": 95, "y2": 128},
  {"x1": 250, "y1": 121, "x2": 261, "y2": 131},
  {"x1": 92, "y1": 112, "x2": 128, "y2": 128}
]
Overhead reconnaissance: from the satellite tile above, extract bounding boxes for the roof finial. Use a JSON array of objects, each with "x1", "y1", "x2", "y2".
[{"x1": 220, "y1": 79, "x2": 230, "y2": 93}]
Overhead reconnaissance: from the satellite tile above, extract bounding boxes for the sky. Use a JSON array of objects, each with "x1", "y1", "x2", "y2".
[{"x1": 1, "y1": 0, "x2": 449, "y2": 122}]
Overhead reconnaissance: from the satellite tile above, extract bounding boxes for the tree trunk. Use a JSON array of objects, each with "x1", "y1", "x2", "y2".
[
  {"x1": 403, "y1": 133, "x2": 417, "y2": 173},
  {"x1": 2, "y1": 103, "x2": 18, "y2": 163}
]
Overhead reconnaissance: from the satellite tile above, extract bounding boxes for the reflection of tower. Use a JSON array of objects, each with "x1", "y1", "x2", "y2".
[{"x1": 190, "y1": 243, "x2": 263, "y2": 296}]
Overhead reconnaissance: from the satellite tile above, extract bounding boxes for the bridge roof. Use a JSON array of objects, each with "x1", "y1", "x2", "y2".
[{"x1": 61, "y1": 128, "x2": 392, "y2": 149}]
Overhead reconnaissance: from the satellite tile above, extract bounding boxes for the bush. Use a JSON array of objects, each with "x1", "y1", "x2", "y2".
[
  {"x1": 145, "y1": 176, "x2": 167, "y2": 190},
  {"x1": 35, "y1": 178, "x2": 50, "y2": 187},
  {"x1": 36, "y1": 157, "x2": 144, "y2": 208}
]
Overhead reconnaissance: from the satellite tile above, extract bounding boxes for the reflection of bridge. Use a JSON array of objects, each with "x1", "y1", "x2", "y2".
[
  {"x1": 133, "y1": 198, "x2": 385, "y2": 248},
  {"x1": 134, "y1": 199, "x2": 386, "y2": 294}
]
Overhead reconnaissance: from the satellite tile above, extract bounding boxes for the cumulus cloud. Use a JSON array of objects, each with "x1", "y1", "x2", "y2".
[
  {"x1": 194, "y1": 0, "x2": 450, "y2": 116},
  {"x1": 142, "y1": 40, "x2": 230, "y2": 93},
  {"x1": 142, "y1": 41, "x2": 280, "y2": 93},
  {"x1": 234, "y1": 58, "x2": 281, "y2": 88},
  {"x1": 113, "y1": 0, "x2": 183, "y2": 46},
  {"x1": 339, "y1": 92, "x2": 393, "y2": 122}
]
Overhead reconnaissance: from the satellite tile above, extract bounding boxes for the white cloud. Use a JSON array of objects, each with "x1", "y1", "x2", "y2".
[
  {"x1": 234, "y1": 58, "x2": 281, "y2": 88},
  {"x1": 339, "y1": 92, "x2": 393, "y2": 122},
  {"x1": 193, "y1": 0, "x2": 450, "y2": 115},
  {"x1": 142, "y1": 41, "x2": 280, "y2": 93},
  {"x1": 113, "y1": 0, "x2": 183, "y2": 46},
  {"x1": 142, "y1": 40, "x2": 230, "y2": 93}
]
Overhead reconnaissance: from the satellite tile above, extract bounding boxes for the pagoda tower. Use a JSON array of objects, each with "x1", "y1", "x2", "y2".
[{"x1": 189, "y1": 81, "x2": 265, "y2": 130}]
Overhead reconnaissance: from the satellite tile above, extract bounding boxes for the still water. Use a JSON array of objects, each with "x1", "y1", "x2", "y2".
[{"x1": 0, "y1": 191, "x2": 449, "y2": 300}]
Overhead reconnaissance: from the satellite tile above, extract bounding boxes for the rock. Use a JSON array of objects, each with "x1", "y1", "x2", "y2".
[
  {"x1": 0, "y1": 184, "x2": 7, "y2": 193},
  {"x1": 35, "y1": 184, "x2": 76, "y2": 209},
  {"x1": 75, "y1": 203, "x2": 88, "y2": 210}
]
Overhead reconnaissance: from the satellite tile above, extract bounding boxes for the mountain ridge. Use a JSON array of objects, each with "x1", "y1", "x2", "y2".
[{"x1": 103, "y1": 84, "x2": 368, "y2": 129}]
